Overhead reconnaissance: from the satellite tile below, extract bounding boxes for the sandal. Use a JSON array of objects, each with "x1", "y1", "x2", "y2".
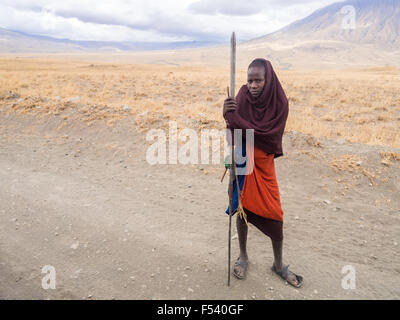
[
  {"x1": 271, "y1": 264, "x2": 303, "y2": 288},
  {"x1": 233, "y1": 258, "x2": 248, "y2": 279}
]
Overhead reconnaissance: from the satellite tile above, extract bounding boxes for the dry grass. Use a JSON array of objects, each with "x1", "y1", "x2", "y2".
[
  {"x1": 1, "y1": 58, "x2": 399, "y2": 148},
  {"x1": 329, "y1": 154, "x2": 378, "y2": 184},
  {"x1": 283, "y1": 68, "x2": 400, "y2": 148},
  {"x1": 380, "y1": 151, "x2": 400, "y2": 165}
]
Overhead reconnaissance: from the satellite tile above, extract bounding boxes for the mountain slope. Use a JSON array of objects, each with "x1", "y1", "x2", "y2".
[
  {"x1": 248, "y1": 0, "x2": 400, "y2": 48},
  {"x1": 236, "y1": 0, "x2": 400, "y2": 69}
]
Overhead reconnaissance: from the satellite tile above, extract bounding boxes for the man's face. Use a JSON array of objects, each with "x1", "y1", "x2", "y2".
[{"x1": 247, "y1": 66, "x2": 265, "y2": 98}]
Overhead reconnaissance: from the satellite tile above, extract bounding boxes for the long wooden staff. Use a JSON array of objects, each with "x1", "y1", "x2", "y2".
[
  {"x1": 227, "y1": 32, "x2": 236, "y2": 287},
  {"x1": 227, "y1": 32, "x2": 248, "y2": 287}
]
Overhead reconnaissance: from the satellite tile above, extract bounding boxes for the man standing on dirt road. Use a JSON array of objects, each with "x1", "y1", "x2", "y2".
[{"x1": 223, "y1": 58, "x2": 303, "y2": 288}]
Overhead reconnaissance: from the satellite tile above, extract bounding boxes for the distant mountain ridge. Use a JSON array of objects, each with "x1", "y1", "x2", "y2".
[{"x1": 0, "y1": 27, "x2": 219, "y2": 53}]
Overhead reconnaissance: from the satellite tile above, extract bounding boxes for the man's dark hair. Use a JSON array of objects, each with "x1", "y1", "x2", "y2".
[{"x1": 248, "y1": 58, "x2": 266, "y2": 71}]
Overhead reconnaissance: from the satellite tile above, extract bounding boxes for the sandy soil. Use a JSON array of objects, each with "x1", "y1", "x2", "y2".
[{"x1": 0, "y1": 107, "x2": 399, "y2": 300}]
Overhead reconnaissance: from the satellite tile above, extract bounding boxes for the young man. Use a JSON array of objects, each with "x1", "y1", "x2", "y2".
[{"x1": 223, "y1": 58, "x2": 303, "y2": 288}]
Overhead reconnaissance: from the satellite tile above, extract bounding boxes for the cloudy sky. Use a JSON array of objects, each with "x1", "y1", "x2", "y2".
[{"x1": 0, "y1": 0, "x2": 344, "y2": 42}]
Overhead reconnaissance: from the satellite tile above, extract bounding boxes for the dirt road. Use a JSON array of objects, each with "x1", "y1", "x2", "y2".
[{"x1": 1, "y1": 110, "x2": 399, "y2": 299}]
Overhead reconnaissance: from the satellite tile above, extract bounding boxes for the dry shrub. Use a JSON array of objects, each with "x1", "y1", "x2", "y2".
[
  {"x1": 329, "y1": 154, "x2": 376, "y2": 182},
  {"x1": 330, "y1": 154, "x2": 363, "y2": 173},
  {"x1": 380, "y1": 151, "x2": 400, "y2": 162}
]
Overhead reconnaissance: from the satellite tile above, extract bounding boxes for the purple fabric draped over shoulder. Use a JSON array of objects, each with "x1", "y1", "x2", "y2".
[{"x1": 224, "y1": 59, "x2": 289, "y2": 158}]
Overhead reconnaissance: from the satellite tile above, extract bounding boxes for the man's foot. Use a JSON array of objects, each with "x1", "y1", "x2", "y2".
[
  {"x1": 271, "y1": 263, "x2": 303, "y2": 288},
  {"x1": 233, "y1": 257, "x2": 248, "y2": 279}
]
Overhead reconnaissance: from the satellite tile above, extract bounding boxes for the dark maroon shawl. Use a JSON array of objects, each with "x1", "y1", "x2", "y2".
[{"x1": 224, "y1": 59, "x2": 289, "y2": 158}]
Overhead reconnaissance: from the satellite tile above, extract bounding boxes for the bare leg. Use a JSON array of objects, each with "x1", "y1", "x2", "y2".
[
  {"x1": 271, "y1": 239, "x2": 283, "y2": 271},
  {"x1": 271, "y1": 239, "x2": 300, "y2": 286},
  {"x1": 233, "y1": 214, "x2": 248, "y2": 278},
  {"x1": 237, "y1": 214, "x2": 248, "y2": 261}
]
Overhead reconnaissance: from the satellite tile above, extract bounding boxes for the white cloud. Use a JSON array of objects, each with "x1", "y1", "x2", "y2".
[
  {"x1": 188, "y1": 0, "x2": 266, "y2": 16},
  {"x1": 187, "y1": 0, "x2": 340, "y2": 16},
  {"x1": 0, "y1": 0, "x2": 343, "y2": 42}
]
